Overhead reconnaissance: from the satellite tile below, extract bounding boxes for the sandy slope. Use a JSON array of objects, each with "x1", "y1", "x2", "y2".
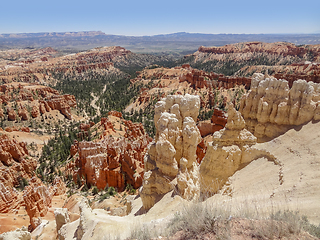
[{"x1": 210, "y1": 120, "x2": 320, "y2": 224}]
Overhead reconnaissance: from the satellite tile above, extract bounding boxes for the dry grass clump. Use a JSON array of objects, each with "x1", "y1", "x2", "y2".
[
  {"x1": 165, "y1": 202, "x2": 231, "y2": 239},
  {"x1": 128, "y1": 201, "x2": 320, "y2": 240}
]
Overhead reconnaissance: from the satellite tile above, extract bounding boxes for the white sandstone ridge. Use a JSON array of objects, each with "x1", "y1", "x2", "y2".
[
  {"x1": 0, "y1": 226, "x2": 31, "y2": 240},
  {"x1": 239, "y1": 73, "x2": 320, "y2": 139},
  {"x1": 140, "y1": 94, "x2": 202, "y2": 210},
  {"x1": 199, "y1": 103, "x2": 277, "y2": 196}
]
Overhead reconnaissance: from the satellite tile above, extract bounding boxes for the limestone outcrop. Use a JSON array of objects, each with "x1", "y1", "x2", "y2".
[
  {"x1": 140, "y1": 94, "x2": 202, "y2": 209},
  {"x1": 52, "y1": 176, "x2": 67, "y2": 196},
  {"x1": 31, "y1": 105, "x2": 40, "y2": 118},
  {"x1": 18, "y1": 106, "x2": 29, "y2": 120},
  {"x1": 0, "y1": 226, "x2": 31, "y2": 240},
  {"x1": 199, "y1": 103, "x2": 259, "y2": 195},
  {"x1": 0, "y1": 134, "x2": 65, "y2": 228},
  {"x1": 0, "y1": 134, "x2": 36, "y2": 191},
  {"x1": 179, "y1": 68, "x2": 251, "y2": 90},
  {"x1": 0, "y1": 183, "x2": 19, "y2": 213},
  {"x1": 197, "y1": 108, "x2": 227, "y2": 137},
  {"x1": 46, "y1": 95, "x2": 76, "y2": 120},
  {"x1": 6, "y1": 106, "x2": 16, "y2": 121},
  {"x1": 23, "y1": 177, "x2": 53, "y2": 231},
  {"x1": 239, "y1": 73, "x2": 320, "y2": 139},
  {"x1": 0, "y1": 83, "x2": 77, "y2": 122},
  {"x1": 54, "y1": 208, "x2": 70, "y2": 233},
  {"x1": 197, "y1": 42, "x2": 320, "y2": 61},
  {"x1": 108, "y1": 110, "x2": 123, "y2": 118},
  {"x1": 67, "y1": 118, "x2": 152, "y2": 191}
]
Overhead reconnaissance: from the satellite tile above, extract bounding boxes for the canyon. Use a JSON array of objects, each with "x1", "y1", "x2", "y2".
[{"x1": 0, "y1": 41, "x2": 320, "y2": 239}]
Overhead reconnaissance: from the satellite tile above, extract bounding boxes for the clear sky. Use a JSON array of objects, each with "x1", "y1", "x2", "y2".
[{"x1": 1, "y1": 0, "x2": 319, "y2": 36}]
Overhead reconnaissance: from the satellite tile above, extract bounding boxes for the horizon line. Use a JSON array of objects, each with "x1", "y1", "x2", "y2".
[{"x1": 1, "y1": 31, "x2": 319, "y2": 37}]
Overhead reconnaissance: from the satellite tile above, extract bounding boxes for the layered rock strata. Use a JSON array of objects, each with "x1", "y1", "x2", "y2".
[
  {"x1": 239, "y1": 73, "x2": 320, "y2": 139},
  {"x1": 0, "y1": 82, "x2": 76, "y2": 121},
  {"x1": 179, "y1": 69, "x2": 251, "y2": 90},
  {"x1": 68, "y1": 119, "x2": 152, "y2": 191},
  {"x1": 140, "y1": 94, "x2": 202, "y2": 210}
]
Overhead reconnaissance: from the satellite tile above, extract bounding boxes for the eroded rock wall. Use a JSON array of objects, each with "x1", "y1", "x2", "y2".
[
  {"x1": 239, "y1": 73, "x2": 320, "y2": 139},
  {"x1": 0, "y1": 134, "x2": 36, "y2": 190},
  {"x1": 140, "y1": 94, "x2": 202, "y2": 209},
  {"x1": 179, "y1": 69, "x2": 251, "y2": 90},
  {"x1": 68, "y1": 119, "x2": 152, "y2": 191},
  {"x1": 23, "y1": 176, "x2": 66, "y2": 231}
]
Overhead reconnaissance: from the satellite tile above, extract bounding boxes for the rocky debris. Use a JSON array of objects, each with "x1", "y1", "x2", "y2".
[
  {"x1": 4, "y1": 126, "x2": 17, "y2": 132},
  {"x1": 137, "y1": 90, "x2": 151, "y2": 104},
  {"x1": 23, "y1": 177, "x2": 53, "y2": 231},
  {"x1": 67, "y1": 119, "x2": 152, "y2": 191},
  {"x1": 199, "y1": 103, "x2": 276, "y2": 195},
  {"x1": 239, "y1": 73, "x2": 320, "y2": 139},
  {"x1": 20, "y1": 127, "x2": 30, "y2": 132},
  {"x1": 3, "y1": 126, "x2": 30, "y2": 132},
  {"x1": 140, "y1": 94, "x2": 202, "y2": 210},
  {"x1": 123, "y1": 120, "x2": 145, "y2": 139},
  {"x1": 54, "y1": 208, "x2": 70, "y2": 234},
  {"x1": 0, "y1": 226, "x2": 31, "y2": 240}
]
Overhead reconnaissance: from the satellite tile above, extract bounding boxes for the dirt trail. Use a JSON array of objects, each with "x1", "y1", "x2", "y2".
[{"x1": 90, "y1": 85, "x2": 106, "y2": 116}]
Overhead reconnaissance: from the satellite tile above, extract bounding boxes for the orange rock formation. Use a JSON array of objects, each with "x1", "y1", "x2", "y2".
[
  {"x1": 68, "y1": 119, "x2": 152, "y2": 190},
  {"x1": 179, "y1": 69, "x2": 251, "y2": 90},
  {"x1": 197, "y1": 109, "x2": 227, "y2": 137}
]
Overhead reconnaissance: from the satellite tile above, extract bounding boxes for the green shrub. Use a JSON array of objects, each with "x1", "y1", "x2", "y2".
[
  {"x1": 18, "y1": 177, "x2": 29, "y2": 191},
  {"x1": 92, "y1": 186, "x2": 99, "y2": 195}
]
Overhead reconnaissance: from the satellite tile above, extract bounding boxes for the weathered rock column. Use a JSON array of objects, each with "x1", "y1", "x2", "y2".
[
  {"x1": 140, "y1": 94, "x2": 201, "y2": 209},
  {"x1": 199, "y1": 103, "x2": 257, "y2": 196}
]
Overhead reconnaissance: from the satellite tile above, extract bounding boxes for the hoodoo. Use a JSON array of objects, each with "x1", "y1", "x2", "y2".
[
  {"x1": 239, "y1": 73, "x2": 320, "y2": 139},
  {"x1": 140, "y1": 94, "x2": 202, "y2": 209}
]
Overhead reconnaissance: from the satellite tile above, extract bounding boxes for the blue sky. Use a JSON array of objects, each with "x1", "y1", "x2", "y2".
[{"x1": 1, "y1": 0, "x2": 319, "y2": 35}]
